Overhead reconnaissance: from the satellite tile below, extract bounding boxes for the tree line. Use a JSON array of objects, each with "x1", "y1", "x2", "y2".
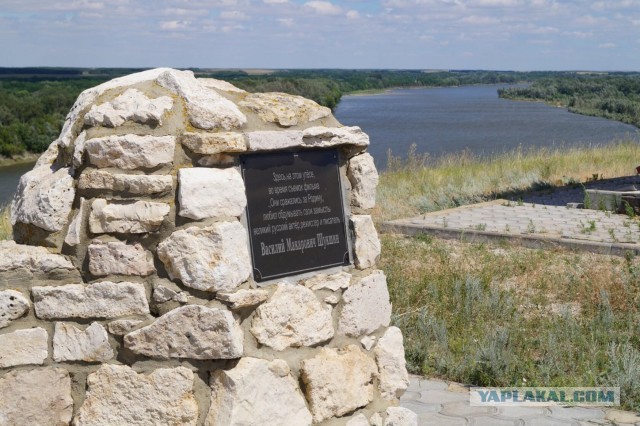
[
  {"x1": 1, "y1": 68, "x2": 639, "y2": 158},
  {"x1": 498, "y1": 74, "x2": 640, "y2": 128}
]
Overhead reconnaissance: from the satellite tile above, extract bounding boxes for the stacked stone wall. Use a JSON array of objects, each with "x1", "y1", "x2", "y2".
[{"x1": 0, "y1": 68, "x2": 416, "y2": 426}]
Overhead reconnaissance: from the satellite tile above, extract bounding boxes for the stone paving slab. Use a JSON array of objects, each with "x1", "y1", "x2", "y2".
[
  {"x1": 400, "y1": 376, "x2": 640, "y2": 425},
  {"x1": 383, "y1": 200, "x2": 640, "y2": 256}
]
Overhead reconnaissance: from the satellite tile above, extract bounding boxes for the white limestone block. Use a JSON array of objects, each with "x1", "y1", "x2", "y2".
[
  {"x1": 348, "y1": 153, "x2": 379, "y2": 210},
  {"x1": 32, "y1": 281, "x2": 149, "y2": 319},
  {"x1": 84, "y1": 134, "x2": 175, "y2": 170},
  {"x1": 300, "y1": 345, "x2": 378, "y2": 423},
  {"x1": 302, "y1": 126, "x2": 370, "y2": 148},
  {"x1": 0, "y1": 290, "x2": 30, "y2": 329},
  {"x1": 157, "y1": 69, "x2": 246, "y2": 130},
  {"x1": 124, "y1": 305, "x2": 243, "y2": 360},
  {"x1": 374, "y1": 326, "x2": 410, "y2": 400},
  {"x1": 178, "y1": 167, "x2": 247, "y2": 220},
  {"x1": 64, "y1": 197, "x2": 88, "y2": 246},
  {"x1": 347, "y1": 413, "x2": 371, "y2": 426},
  {"x1": 352, "y1": 215, "x2": 381, "y2": 269},
  {"x1": 107, "y1": 319, "x2": 143, "y2": 336},
  {"x1": 206, "y1": 358, "x2": 312, "y2": 426},
  {"x1": 74, "y1": 364, "x2": 198, "y2": 426},
  {"x1": 157, "y1": 222, "x2": 251, "y2": 292},
  {"x1": 89, "y1": 199, "x2": 170, "y2": 234},
  {"x1": 304, "y1": 271, "x2": 352, "y2": 291},
  {"x1": 338, "y1": 270, "x2": 391, "y2": 337},
  {"x1": 79, "y1": 169, "x2": 173, "y2": 194},
  {"x1": 153, "y1": 285, "x2": 188, "y2": 304},
  {"x1": 53, "y1": 322, "x2": 114, "y2": 362},
  {"x1": 84, "y1": 88, "x2": 173, "y2": 127},
  {"x1": 216, "y1": 289, "x2": 269, "y2": 310},
  {"x1": 239, "y1": 92, "x2": 331, "y2": 127},
  {"x1": 384, "y1": 407, "x2": 418, "y2": 426},
  {"x1": 0, "y1": 368, "x2": 73, "y2": 426},
  {"x1": 360, "y1": 335, "x2": 377, "y2": 351},
  {"x1": 245, "y1": 130, "x2": 303, "y2": 151},
  {"x1": 180, "y1": 132, "x2": 246, "y2": 155},
  {"x1": 0, "y1": 240, "x2": 75, "y2": 273},
  {"x1": 88, "y1": 240, "x2": 155, "y2": 276},
  {"x1": 198, "y1": 78, "x2": 247, "y2": 94},
  {"x1": 11, "y1": 166, "x2": 75, "y2": 232},
  {"x1": 0, "y1": 328, "x2": 48, "y2": 368},
  {"x1": 250, "y1": 284, "x2": 334, "y2": 351}
]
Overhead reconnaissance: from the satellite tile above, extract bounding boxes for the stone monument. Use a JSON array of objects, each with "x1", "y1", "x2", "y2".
[{"x1": 0, "y1": 68, "x2": 416, "y2": 425}]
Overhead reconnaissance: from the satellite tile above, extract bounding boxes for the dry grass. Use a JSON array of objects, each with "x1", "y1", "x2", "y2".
[
  {"x1": 375, "y1": 141, "x2": 640, "y2": 221},
  {"x1": 0, "y1": 205, "x2": 11, "y2": 240},
  {"x1": 381, "y1": 234, "x2": 640, "y2": 410}
]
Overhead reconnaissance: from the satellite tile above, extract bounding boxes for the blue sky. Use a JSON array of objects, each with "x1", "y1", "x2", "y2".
[{"x1": 1, "y1": 0, "x2": 639, "y2": 70}]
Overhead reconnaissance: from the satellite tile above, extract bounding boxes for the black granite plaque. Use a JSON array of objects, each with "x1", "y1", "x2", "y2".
[{"x1": 240, "y1": 149, "x2": 350, "y2": 282}]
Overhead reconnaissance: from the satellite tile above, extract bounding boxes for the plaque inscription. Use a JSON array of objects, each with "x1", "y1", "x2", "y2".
[{"x1": 240, "y1": 149, "x2": 350, "y2": 282}]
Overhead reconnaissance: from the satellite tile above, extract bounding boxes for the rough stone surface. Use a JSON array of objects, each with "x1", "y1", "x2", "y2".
[
  {"x1": 178, "y1": 168, "x2": 247, "y2": 219},
  {"x1": 303, "y1": 126, "x2": 370, "y2": 148},
  {"x1": 198, "y1": 78, "x2": 247, "y2": 94},
  {"x1": 88, "y1": 240, "x2": 155, "y2": 276},
  {"x1": 375, "y1": 327, "x2": 410, "y2": 400},
  {"x1": 153, "y1": 285, "x2": 188, "y2": 304},
  {"x1": 216, "y1": 289, "x2": 269, "y2": 310},
  {"x1": 53, "y1": 322, "x2": 114, "y2": 362},
  {"x1": 338, "y1": 270, "x2": 392, "y2": 337},
  {"x1": 206, "y1": 357, "x2": 312, "y2": 426},
  {"x1": 0, "y1": 240, "x2": 75, "y2": 273},
  {"x1": 73, "y1": 130, "x2": 87, "y2": 168},
  {"x1": 157, "y1": 222, "x2": 251, "y2": 292},
  {"x1": 0, "y1": 368, "x2": 73, "y2": 426},
  {"x1": 325, "y1": 294, "x2": 340, "y2": 305},
  {"x1": 64, "y1": 197, "x2": 87, "y2": 246},
  {"x1": 108, "y1": 319, "x2": 144, "y2": 336},
  {"x1": 250, "y1": 284, "x2": 334, "y2": 351},
  {"x1": 84, "y1": 88, "x2": 173, "y2": 127},
  {"x1": 33, "y1": 281, "x2": 149, "y2": 319},
  {"x1": 352, "y1": 215, "x2": 381, "y2": 269},
  {"x1": 89, "y1": 199, "x2": 170, "y2": 234},
  {"x1": 347, "y1": 413, "x2": 371, "y2": 426},
  {"x1": 239, "y1": 92, "x2": 331, "y2": 127},
  {"x1": 79, "y1": 169, "x2": 173, "y2": 194},
  {"x1": 11, "y1": 166, "x2": 75, "y2": 232},
  {"x1": 157, "y1": 69, "x2": 246, "y2": 130},
  {"x1": 180, "y1": 132, "x2": 246, "y2": 155},
  {"x1": 84, "y1": 134, "x2": 175, "y2": 170},
  {"x1": 0, "y1": 290, "x2": 30, "y2": 329},
  {"x1": 361, "y1": 335, "x2": 377, "y2": 351},
  {"x1": 246, "y1": 130, "x2": 303, "y2": 151},
  {"x1": 384, "y1": 407, "x2": 418, "y2": 426},
  {"x1": 124, "y1": 305, "x2": 243, "y2": 360},
  {"x1": 0, "y1": 328, "x2": 48, "y2": 367},
  {"x1": 304, "y1": 271, "x2": 352, "y2": 291},
  {"x1": 348, "y1": 153, "x2": 379, "y2": 210},
  {"x1": 300, "y1": 345, "x2": 378, "y2": 423},
  {"x1": 74, "y1": 364, "x2": 198, "y2": 426}
]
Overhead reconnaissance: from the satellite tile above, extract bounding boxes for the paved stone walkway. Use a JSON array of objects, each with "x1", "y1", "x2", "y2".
[{"x1": 401, "y1": 376, "x2": 640, "y2": 425}]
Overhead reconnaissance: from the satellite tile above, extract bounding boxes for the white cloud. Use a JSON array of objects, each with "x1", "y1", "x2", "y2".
[
  {"x1": 304, "y1": 1, "x2": 343, "y2": 15},
  {"x1": 220, "y1": 10, "x2": 247, "y2": 20},
  {"x1": 263, "y1": 0, "x2": 288, "y2": 3},
  {"x1": 53, "y1": 0, "x2": 104, "y2": 10},
  {"x1": 160, "y1": 20, "x2": 191, "y2": 30},
  {"x1": 161, "y1": 8, "x2": 208, "y2": 17},
  {"x1": 598, "y1": 42, "x2": 616, "y2": 49},
  {"x1": 278, "y1": 18, "x2": 294, "y2": 26},
  {"x1": 460, "y1": 15, "x2": 500, "y2": 24},
  {"x1": 346, "y1": 10, "x2": 361, "y2": 19}
]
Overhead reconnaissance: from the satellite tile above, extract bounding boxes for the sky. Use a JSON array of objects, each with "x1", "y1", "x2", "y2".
[{"x1": 1, "y1": 0, "x2": 639, "y2": 70}]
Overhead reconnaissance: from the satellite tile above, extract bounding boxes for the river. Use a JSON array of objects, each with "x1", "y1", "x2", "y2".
[
  {"x1": 334, "y1": 85, "x2": 640, "y2": 168},
  {"x1": 0, "y1": 85, "x2": 638, "y2": 204}
]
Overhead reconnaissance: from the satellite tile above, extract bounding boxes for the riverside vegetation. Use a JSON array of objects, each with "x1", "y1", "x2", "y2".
[{"x1": 376, "y1": 142, "x2": 640, "y2": 411}]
